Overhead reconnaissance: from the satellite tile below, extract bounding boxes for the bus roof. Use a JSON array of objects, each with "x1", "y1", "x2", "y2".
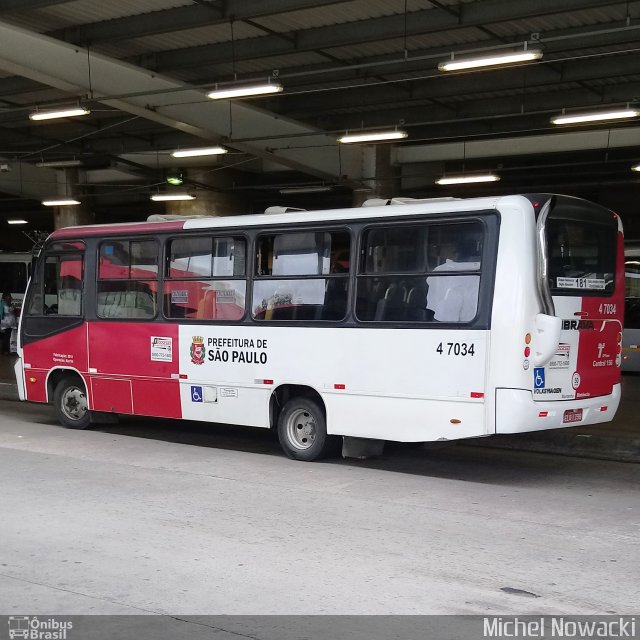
[
  {"x1": 48, "y1": 194, "x2": 530, "y2": 241},
  {"x1": 47, "y1": 193, "x2": 617, "y2": 241}
]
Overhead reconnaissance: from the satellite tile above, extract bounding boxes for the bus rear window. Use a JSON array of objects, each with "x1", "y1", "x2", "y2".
[{"x1": 547, "y1": 219, "x2": 616, "y2": 295}]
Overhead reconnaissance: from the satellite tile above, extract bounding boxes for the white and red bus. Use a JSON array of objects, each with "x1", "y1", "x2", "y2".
[{"x1": 14, "y1": 194, "x2": 625, "y2": 461}]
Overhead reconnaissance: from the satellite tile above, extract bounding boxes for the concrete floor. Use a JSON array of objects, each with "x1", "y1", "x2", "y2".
[{"x1": 0, "y1": 391, "x2": 639, "y2": 615}]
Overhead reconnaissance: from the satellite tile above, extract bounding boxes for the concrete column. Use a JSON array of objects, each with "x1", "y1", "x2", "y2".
[
  {"x1": 163, "y1": 168, "x2": 249, "y2": 217},
  {"x1": 352, "y1": 144, "x2": 397, "y2": 206},
  {"x1": 52, "y1": 168, "x2": 93, "y2": 230}
]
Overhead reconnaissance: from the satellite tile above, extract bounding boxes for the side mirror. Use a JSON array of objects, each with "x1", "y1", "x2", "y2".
[{"x1": 532, "y1": 313, "x2": 562, "y2": 366}]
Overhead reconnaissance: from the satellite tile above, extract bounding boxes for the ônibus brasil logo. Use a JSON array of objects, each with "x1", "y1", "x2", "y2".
[
  {"x1": 190, "y1": 336, "x2": 205, "y2": 365},
  {"x1": 8, "y1": 616, "x2": 73, "y2": 640}
]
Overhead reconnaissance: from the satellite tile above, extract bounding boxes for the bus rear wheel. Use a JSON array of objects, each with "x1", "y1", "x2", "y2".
[
  {"x1": 54, "y1": 376, "x2": 91, "y2": 430},
  {"x1": 277, "y1": 397, "x2": 339, "y2": 461}
]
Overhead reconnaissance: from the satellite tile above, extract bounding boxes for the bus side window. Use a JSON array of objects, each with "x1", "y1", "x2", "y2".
[
  {"x1": 252, "y1": 230, "x2": 350, "y2": 322},
  {"x1": 356, "y1": 222, "x2": 482, "y2": 323},
  {"x1": 164, "y1": 236, "x2": 246, "y2": 321},
  {"x1": 97, "y1": 240, "x2": 157, "y2": 320}
]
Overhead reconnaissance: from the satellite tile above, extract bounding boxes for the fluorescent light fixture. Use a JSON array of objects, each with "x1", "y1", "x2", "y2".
[
  {"x1": 279, "y1": 186, "x2": 333, "y2": 194},
  {"x1": 42, "y1": 198, "x2": 81, "y2": 206},
  {"x1": 7, "y1": 219, "x2": 28, "y2": 225},
  {"x1": 632, "y1": 163, "x2": 640, "y2": 172},
  {"x1": 436, "y1": 174, "x2": 500, "y2": 185},
  {"x1": 171, "y1": 146, "x2": 228, "y2": 158},
  {"x1": 551, "y1": 108, "x2": 640, "y2": 125},
  {"x1": 150, "y1": 193, "x2": 195, "y2": 202},
  {"x1": 438, "y1": 49, "x2": 542, "y2": 72},
  {"x1": 338, "y1": 130, "x2": 408, "y2": 144},
  {"x1": 29, "y1": 107, "x2": 90, "y2": 121},
  {"x1": 207, "y1": 83, "x2": 283, "y2": 100},
  {"x1": 35, "y1": 159, "x2": 83, "y2": 168}
]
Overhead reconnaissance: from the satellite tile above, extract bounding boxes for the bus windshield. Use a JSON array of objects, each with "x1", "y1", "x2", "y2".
[{"x1": 547, "y1": 217, "x2": 617, "y2": 295}]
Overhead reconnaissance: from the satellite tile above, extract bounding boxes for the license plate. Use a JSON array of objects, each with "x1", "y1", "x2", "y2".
[{"x1": 563, "y1": 408, "x2": 583, "y2": 424}]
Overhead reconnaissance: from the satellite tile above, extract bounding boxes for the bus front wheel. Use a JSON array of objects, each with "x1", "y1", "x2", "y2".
[
  {"x1": 54, "y1": 376, "x2": 91, "y2": 430},
  {"x1": 277, "y1": 397, "x2": 339, "y2": 461}
]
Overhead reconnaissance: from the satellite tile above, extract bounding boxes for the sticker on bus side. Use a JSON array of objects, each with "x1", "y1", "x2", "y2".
[
  {"x1": 151, "y1": 336, "x2": 173, "y2": 362},
  {"x1": 548, "y1": 343, "x2": 571, "y2": 370}
]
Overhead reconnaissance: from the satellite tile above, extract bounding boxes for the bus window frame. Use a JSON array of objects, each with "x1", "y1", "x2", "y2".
[
  {"x1": 251, "y1": 226, "x2": 353, "y2": 324},
  {"x1": 24, "y1": 242, "x2": 86, "y2": 318},
  {"x1": 353, "y1": 213, "x2": 497, "y2": 329},
  {"x1": 21, "y1": 241, "x2": 86, "y2": 344},
  {"x1": 542, "y1": 196, "x2": 619, "y2": 299},
  {"x1": 545, "y1": 218, "x2": 618, "y2": 298},
  {"x1": 96, "y1": 237, "x2": 160, "y2": 322},
  {"x1": 162, "y1": 232, "x2": 250, "y2": 323}
]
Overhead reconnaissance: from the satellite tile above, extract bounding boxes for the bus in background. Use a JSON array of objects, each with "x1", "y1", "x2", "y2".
[
  {"x1": 0, "y1": 251, "x2": 31, "y2": 313},
  {"x1": 14, "y1": 194, "x2": 625, "y2": 461},
  {"x1": 623, "y1": 245, "x2": 640, "y2": 372}
]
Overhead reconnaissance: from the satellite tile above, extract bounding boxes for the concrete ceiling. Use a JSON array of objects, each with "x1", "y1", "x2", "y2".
[{"x1": 0, "y1": 0, "x2": 639, "y2": 243}]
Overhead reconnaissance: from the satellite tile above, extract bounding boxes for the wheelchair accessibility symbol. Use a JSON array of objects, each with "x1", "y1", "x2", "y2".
[
  {"x1": 191, "y1": 385, "x2": 203, "y2": 402},
  {"x1": 533, "y1": 368, "x2": 545, "y2": 389}
]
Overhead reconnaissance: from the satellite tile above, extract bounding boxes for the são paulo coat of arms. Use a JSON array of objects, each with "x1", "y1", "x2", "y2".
[{"x1": 190, "y1": 336, "x2": 205, "y2": 365}]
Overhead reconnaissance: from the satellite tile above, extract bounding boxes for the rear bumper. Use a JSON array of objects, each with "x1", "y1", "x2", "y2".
[{"x1": 496, "y1": 384, "x2": 621, "y2": 434}]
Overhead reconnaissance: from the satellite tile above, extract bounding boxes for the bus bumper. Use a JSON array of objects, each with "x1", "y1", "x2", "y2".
[
  {"x1": 495, "y1": 384, "x2": 621, "y2": 434},
  {"x1": 13, "y1": 356, "x2": 26, "y2": 401}
]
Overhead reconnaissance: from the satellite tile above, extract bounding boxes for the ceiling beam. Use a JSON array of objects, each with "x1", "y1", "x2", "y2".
[
  {"x1": 297, "y1": 79, "x2": 640, "y2": 140},
  {"x1": 252, "y1": 24, "x2": 640, "y2": 93},
  {"x1": 0, "y1": 0, "x2": 70, "y2": 12},
  {"x1": 136, "y1": 0, "x2": 623, "y2": 72},
  {"x1": 274, "y1": 50, "x2": 640, "y2": 120},
  {"x1": 394, "y1": 126, "x2": 640, "y2": 165},
  {"x1": 0, "y1": 20, "x2": 363, "y2": 185},
  {"x1": 2, "y1": 10, "x2": 638, "y2": 105},
  {"x1": 55, "y1": 0, "x2": 348, "y2": 44}
]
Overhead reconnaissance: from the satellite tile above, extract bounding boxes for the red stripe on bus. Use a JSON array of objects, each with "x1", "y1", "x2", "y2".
[{"x1": 50, "y1": 220, "x2": 186, "y2": 239}]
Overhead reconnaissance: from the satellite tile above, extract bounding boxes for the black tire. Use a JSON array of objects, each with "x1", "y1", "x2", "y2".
[
  {"x1": 277, "y1": 396, "x2": 339, "y2": 461},
  {"x1": 53, "y1": 376, "x2": 91, "y2": 429}
]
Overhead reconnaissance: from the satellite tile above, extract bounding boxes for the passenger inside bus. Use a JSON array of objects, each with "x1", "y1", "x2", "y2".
[{"x1": 426, "y1": 237, "x2": 480, "y2": 322}]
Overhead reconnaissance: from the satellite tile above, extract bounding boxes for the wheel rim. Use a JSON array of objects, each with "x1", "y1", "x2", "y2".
[
  {"x1": 61, "y1": 386, "x2": 87, "y2": 422},
  {"x1": 285, "y1": 408, "x2": 317, "y2": 450}
]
